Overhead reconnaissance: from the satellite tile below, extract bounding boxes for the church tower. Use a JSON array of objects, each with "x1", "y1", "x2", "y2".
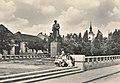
[{"x1": 88, "y1": 21, "x2": 95, "y2": 42}]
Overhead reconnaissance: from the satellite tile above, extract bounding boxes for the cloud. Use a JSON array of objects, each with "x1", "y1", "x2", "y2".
[
  {"x1": 0, "y1": 0, "x2": 120, "y2": 37},
  {"x1": 94, "y1": 21, "x2": 120, "y2": 37},
  {"x1": 0, "y1": 0, "x2": 30, "y2": 34},
  {"x1": 8, "y1": 17, "x2": 29, "y2": 28},
  {"x1": 16, "y1": 0, "x2": 56, "y2": 15},
  {"x1": 59, "y1": 7, "x2": 87, "y2": 24},
  {"x1": 13, "y1": 0, "x2": 57, "y2": 25},
  {"x1": 114, "y1": 0, "x2": 120, "y2": 7},
  {"x1": 2, "y1": 16, "x2": 29, "y2": 34},
  {"x1": 106, "y1": 21, "x2": 120, "y2": 32},
  {"x1": 29, "y1": 24, "x2": 52, "y2": 34},
  {"x1": 108, "y1": 6, "x2": 120, "y2": 21},
  {"x1": 0, "y1": 0, "x2": 16, "y2": 20},
  {"x1": 0, "y1": 0, "x2": 56, "y2": 35},
  {"x1": 40, "y1": 5, "x2": 56, "y2": 15},
  {"x1": 17, "y1": 0, "x2": 41, "y2": 6},
  {"x1": 57, "y1": 7, "x2": 87, "y2": 36},
  {"x1": 65, "y1": 0, "x2": 100, "y2": 9},
  {"x1": 58, "y1": 0, "x2": 118, "y2": 36},
  {"x1": 84, "y1": 0, "x2": 116, "y2": 27}
]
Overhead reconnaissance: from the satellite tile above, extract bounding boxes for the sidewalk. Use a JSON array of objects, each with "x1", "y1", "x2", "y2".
[{"x1": 39, "y1": 64, "x2": 120, "y2": 83}]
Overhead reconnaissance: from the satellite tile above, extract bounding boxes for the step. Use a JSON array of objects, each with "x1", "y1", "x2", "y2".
[
  {"x1": 0, "y1": 67, "x2": 80, "y2": 83},
  {"x1": 0, "y1": 67, "x2": 79, "y2": 82},
  {"x1": 0, "y1": 67, "x2": 77, "y2": 80},
  {"x1": 17, "y1": 68, "x2": 82, "y2": 83}
]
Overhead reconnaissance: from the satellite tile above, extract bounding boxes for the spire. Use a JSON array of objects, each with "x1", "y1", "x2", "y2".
[
  {"x1": 90, "y1": 21, "x2": 92, "y2": 32},
  {"x1": 88, "y1": 21, "x2": 95, "y2": 42}
]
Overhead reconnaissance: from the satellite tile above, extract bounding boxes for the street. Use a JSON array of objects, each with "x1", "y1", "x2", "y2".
[
  {"x1": 92, "y1": 72, "x2": 120, "y2": 83},
  {"x1": 38, "y1": 64, "x2": 120, "y2": 83}
]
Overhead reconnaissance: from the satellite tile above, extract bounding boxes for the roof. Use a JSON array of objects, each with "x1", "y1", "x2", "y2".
[
  {"x1": 15, "y1": 32, "x2": 43, "y2": 42},
  {"x1": 0, "y1": 24, "x2": 15, "y2": 39},
  {"x1": 37, "y1": 32, "x2": 49, "y2": 41},
  {"x1": 37, "y1": 32, "x2": 49, "y2": 38}
]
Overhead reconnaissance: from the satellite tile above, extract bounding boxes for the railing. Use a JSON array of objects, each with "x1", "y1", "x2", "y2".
[
  {"x1": 84, "y1": 55, "x2": 120, "y2": 70},
  {"x1": 1, "y1": 54, "x2": 120, "y2": 71},
  {"x1": 71, "y1": 55, "x2": 120, "y2": 71},
  {"x1": 0, "y1": 53, "x2": 50, "y2": 61}
]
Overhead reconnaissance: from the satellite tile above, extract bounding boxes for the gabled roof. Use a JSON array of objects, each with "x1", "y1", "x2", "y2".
[
  {"x1": 15, "y1": 32, "x2": 43, "y2": 42},
  {"x1": 0, "y1": 24, "x2": 15, "y2": 39}
]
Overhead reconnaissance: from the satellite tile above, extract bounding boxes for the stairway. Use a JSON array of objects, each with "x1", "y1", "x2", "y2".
[{"x1": 0, "y1": 67, "x2": 81, "y2": 83}]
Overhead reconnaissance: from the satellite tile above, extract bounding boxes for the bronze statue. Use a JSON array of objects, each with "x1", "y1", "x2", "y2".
[{"x1": 52, "y1": 20, "x2": 60, "y2": 40}]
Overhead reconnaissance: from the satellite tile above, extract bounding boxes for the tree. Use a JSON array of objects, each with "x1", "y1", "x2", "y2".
[
  {"x1": 92, "y1": 30, "x2": 104, "y2": 55},
  {"x1": 108, "y1": 29, "x2": 120, "y2": 54},
  {"x1": 78, "y1": 32, "x2": 82, "y2": 42},
  {"x1": 27, "y1": 41, "x2": 47, "y2": 54},
  {"x1": 81, "y1": 41, "x2": 91, "y2": 55},
  {"x1": 0, "y1": 24, "x2": 14, "y2": 54},
  {"x1": 112, "y1": 29, "x2": 118, "y2": 42},
  {"x1": 83, "y1": 30, "x2": 88, "y2": 42},
  {"x1": 62, "y1": 38, "x2": 75, "y2": 54},
  {"x1": 81, "y1": 30, "x2": 91, "y2": 55}
]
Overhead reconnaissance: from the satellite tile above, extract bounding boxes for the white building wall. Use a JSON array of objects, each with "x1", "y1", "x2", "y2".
[
  {"x1": 20, "y1": 42, "x2": 26, "y2": 53},
  {"x1": 10, "y1": 46, "x2": 15, "y2": 55}
]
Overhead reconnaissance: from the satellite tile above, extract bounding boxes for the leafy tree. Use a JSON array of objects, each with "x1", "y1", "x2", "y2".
[
  {"x1": 62, "y1": 38, "x2": 75, "y2": 54},
  {"x1": 81, "y1": 41, "x2": 91, "y2": 55},
  {"x1": 0, "y1": 24, "x2": 14, "y2": 54},
  {"x1": 112, "y1": 29, "x2": 118, "y2": 42},
  {"x1": 78, "y1": 32, "x2": 82, "y2": 42},
  {"x1": 81, "y1": 30, "x2": 91, "y2": 55},
  {"x1": 108, "y1": 29, "x2": 120, "y2": 54},
  {"x1": 27, "y1": 41, "x2": 47, "y2": 54},
  {"x1": 83, "y1": 30, "x2": 88, "y2": 42},
  {"x1": 92, "y1": 30, "x2": 104, "y2": 55}
]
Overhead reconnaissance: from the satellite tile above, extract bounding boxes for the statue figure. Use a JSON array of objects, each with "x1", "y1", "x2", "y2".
[
  {"x1": 52, "y1": 20, "x2": 60, "y2": 40},
  {"x1": 50, "y1": 20, "x2": 61, "y2": 57}
]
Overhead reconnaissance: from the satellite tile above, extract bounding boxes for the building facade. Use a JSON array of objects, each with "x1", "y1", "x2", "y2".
[{"x1": 14, "y1": 32, "x2": 44, "y2": 55}]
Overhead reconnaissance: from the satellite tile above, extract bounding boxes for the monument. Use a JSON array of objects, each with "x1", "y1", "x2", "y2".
[{"x1": 50, "y1": 20, "x2": 61, "y2": 57}]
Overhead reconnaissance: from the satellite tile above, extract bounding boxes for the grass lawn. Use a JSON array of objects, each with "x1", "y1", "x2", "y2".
[{"x1": 0, "y1": 59, "x2": 56, "y2": 76}]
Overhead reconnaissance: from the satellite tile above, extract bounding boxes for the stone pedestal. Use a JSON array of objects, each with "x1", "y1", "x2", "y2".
[
  {"x1": 70, "y1": 55, "x2": 85, "y2": 71},
  {"x1": 50, "y1": 41, "x2": 61, "y2": 57}
]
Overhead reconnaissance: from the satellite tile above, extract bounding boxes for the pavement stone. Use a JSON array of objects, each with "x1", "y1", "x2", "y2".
[{"x1": 38, "y1": 64, "x2": 120, "y2": 83}]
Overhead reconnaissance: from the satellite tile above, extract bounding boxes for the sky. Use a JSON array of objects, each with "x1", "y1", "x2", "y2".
[{"x1": 1, "y1": 0, "x2": 120, "y2": 37}]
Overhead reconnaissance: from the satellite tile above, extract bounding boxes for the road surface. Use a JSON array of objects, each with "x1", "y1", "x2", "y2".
[
  {"x1": 38, "y1": 64, "x2": 120, "y2": 83},
  {"x1": 92, "y1": 72, "x2": 120, "y2": 83}
]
